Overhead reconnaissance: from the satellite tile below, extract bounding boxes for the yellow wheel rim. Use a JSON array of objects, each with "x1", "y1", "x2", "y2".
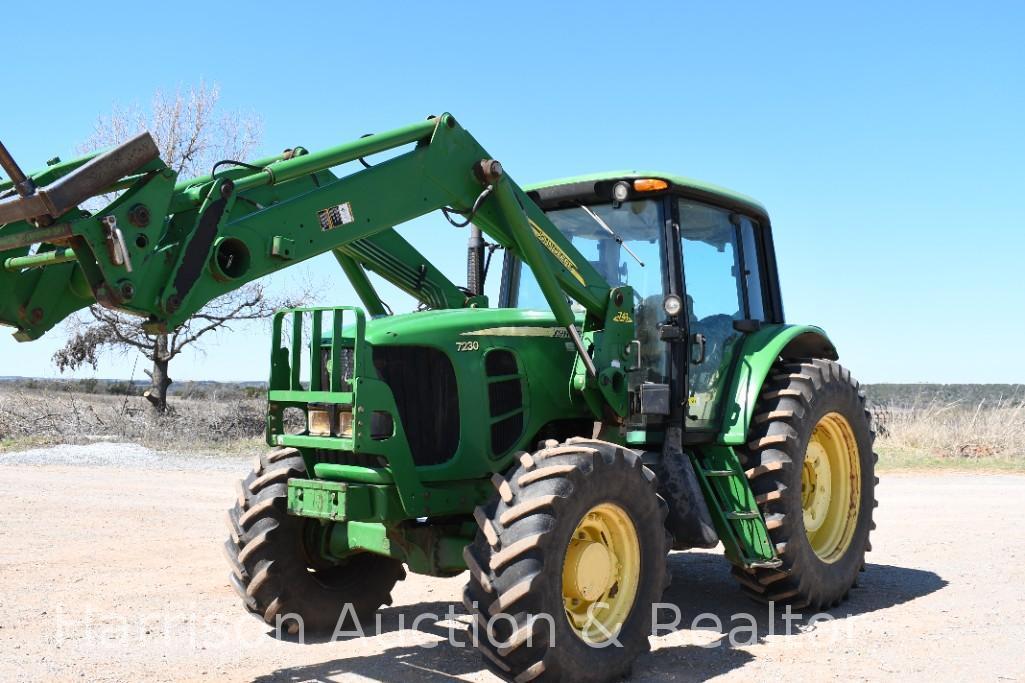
[
  {"x1": 561, "y1": 503, "x2": 640, "y2": 643},
  {"x1": 802, "y1": 412, "x2": 862, "y2": 563}
]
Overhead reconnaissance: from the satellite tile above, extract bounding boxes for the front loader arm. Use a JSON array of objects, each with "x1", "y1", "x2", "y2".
[{"x1": 0, "y1": 113, "x2": 637, "y2": 414}]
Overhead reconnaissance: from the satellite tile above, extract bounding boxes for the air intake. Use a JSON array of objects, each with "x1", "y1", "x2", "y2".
[{"x1": 485, "y1": 350, "x2": 524, "y2": 456}]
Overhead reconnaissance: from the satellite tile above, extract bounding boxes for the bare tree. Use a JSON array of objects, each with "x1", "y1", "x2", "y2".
[{"x1": 53, "y1": 83, "x2": 290, "y2": 412}]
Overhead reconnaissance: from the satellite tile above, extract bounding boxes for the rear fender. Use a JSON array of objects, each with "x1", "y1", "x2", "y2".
[{"x1": 719, "y1": 324, "x2": 837, "y2": 445}]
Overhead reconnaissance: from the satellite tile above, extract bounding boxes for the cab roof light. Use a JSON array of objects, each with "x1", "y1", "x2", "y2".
[{"x1": 633, "y1": 178, "x2": 668, "y2": 192}]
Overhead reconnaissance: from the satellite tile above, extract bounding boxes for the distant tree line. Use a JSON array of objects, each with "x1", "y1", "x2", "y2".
[
  {"x1": 1, "y1": 377, "x2": 266, "y2": 400},
  {"x1": 5, "y1": 378, "x2": 1023, "y2": 409},
  {"x1": 864, "y1": 384, "x2": 1025, "y2": 407}
]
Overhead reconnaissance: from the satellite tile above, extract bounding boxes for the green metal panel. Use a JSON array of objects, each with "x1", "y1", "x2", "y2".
[
  {"x1": 719, "y1": 324, "x2": 835, "y2": 445},
  {"x1": 275, "y1": 433, "x2": 355, "y2": 448},
  {"x1": 358, "y1": 307, "x2": 594, "y2": 475},
  {"x1": 287, "y1": 478, "x2": 372, "y2": 521},
  {"x1": 325, "y1": 520, "x2": 472, "y2": 575},
  {"x1": 332, "y1": 521, "x2": 396, "y2": 558},
  {"x1": 313, "y1": 463, "x2": 394, "y2": 484},
  {"x1": 287, "y1": 478, "x2": 404, "y2": 522}
]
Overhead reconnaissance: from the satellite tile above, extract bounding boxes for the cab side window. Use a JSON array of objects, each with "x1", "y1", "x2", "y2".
[{"x1": 737, "y1": 216, "x2": 766, "y2": 321}]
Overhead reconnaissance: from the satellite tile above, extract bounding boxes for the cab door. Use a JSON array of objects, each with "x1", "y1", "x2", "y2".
[{"x1": 677, "y1": 199, "x2": 767, "y2": 431}]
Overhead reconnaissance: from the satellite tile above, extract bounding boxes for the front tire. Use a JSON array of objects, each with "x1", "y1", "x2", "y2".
[
  {"x1": 732, "y1": 359, "x2": 877, "y2": 609},
  {"x1": 225, "y1": 447, "x2": 406, "y2": 635},
  {"x1": 463, "y1": 439, "x2": 671, "y2": 683}
]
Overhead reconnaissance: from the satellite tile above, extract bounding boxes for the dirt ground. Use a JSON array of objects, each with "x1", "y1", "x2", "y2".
[{"x1": 1, "y1": 447, "x2": 1023, "y2": 682}]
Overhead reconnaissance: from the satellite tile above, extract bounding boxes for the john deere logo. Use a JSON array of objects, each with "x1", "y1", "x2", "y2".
[
  {"x1": 613, "y1": 311, "x2": 632, "y2": 324},
  {"x1": 529, "y1": 219, "x2": 586, "y2": 286}
]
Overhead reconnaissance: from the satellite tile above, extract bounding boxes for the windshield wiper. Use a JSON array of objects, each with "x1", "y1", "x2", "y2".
[{"x1": 578, "y1": 204, "x2": 645, "y2": 267}]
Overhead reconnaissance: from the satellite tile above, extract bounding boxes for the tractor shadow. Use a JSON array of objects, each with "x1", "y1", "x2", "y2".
[
  {"x1": 252, "y1": 600, "x2": 487, "y2": 682},
  {"x1": 660, "y1": 551, "x2": 948, "y2": 638},
  {"x1": 250, "y1": 556, "x2": 947, "y2": 682},
  {"x1": 634, "y1": 552, "x2": 948, "y2": 680}
]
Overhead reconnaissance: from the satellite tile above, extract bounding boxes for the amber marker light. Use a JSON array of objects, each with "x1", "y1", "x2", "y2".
[{"x1": 633, "y1": 178, "x2": 668, "y2": 192}]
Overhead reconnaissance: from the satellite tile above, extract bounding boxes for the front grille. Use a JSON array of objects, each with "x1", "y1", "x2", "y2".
[{"x1": 372, "y1": 346, "x2": 459, "y2": 466}]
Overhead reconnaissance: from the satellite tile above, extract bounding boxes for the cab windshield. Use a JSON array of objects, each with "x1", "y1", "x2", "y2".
[
  {"x1": 513, "y1": 198, "x2": 667, "y2": 382},
  {"x1": 515, "y1": 199, "x2": 665, "y2": 310}
]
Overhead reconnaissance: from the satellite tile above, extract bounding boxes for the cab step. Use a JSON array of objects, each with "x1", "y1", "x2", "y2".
[{"x1": 689, "y1": 445, "x2": 781, "y2": 569}]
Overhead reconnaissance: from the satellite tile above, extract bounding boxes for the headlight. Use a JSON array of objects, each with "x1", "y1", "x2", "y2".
[
  {"x1": 307, "y1": 405, "x2": 353, "y2": 437},
  {"x1": 337, "y1": 410, "x2": 353, "y2": 438},
  {"x1": 612, "y1": 181, "x2": 631, "y2": 202},
  {"x1": 663, "y1": 294, "x2": 683, "y2": 317},
  {"x1": 308, "y1": 407, "x2": 333, "y2": 436}
]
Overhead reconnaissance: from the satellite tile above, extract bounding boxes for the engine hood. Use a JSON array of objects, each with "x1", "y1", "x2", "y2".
[{"x1": 363, "y1": 307, "x2": 565, "y2": 346}]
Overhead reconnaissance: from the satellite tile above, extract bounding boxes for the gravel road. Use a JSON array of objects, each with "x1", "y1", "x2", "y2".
[{"x1": 1, "y1": 443, "x2": 1022, "y2": 682}]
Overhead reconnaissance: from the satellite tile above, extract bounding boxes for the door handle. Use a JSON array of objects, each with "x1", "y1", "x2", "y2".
[{"x1": 691, "y1": 333, "x2": 706, "y2": 365}]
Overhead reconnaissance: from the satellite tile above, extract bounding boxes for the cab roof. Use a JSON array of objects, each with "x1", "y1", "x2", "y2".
[{"x1": 524, "y1": 170, "x2": 768, "y2": 219}]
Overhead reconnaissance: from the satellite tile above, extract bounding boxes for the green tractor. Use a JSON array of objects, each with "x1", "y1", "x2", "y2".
[{"x1": 0, "y1": 114, "x2": 875, "y2": 682}]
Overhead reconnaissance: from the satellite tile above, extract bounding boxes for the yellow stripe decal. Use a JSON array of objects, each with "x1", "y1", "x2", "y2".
[
  {"x1": 461, "y1": 326, "x2": 569, "y2": 338},
  {"x1": 528, "y1": 219, "x2": 587, "y2": 286}
]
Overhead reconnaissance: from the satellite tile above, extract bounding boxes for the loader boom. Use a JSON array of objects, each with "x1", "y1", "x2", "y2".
[{"x1": 0, "y1": 113, "x2": 638, "y2": 413}]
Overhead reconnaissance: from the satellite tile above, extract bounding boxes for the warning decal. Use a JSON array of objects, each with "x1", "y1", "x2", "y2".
[{"x1": 318, "y1": 202, "x2": 355, "y2": 231}]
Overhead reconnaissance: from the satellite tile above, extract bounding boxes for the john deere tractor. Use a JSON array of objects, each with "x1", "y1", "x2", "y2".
[{"x1": 0, "y1": 114, "x2": 875, "y2": 682}]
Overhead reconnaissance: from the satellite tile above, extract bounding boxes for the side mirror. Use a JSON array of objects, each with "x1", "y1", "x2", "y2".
[{"x1": 733, "y1": 319, "x2": 761, "y2": 333}]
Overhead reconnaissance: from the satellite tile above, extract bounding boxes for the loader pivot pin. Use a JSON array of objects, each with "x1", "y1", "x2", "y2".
[{"x1": 475, "y1": 159, "x2": 503, "y2": 185}]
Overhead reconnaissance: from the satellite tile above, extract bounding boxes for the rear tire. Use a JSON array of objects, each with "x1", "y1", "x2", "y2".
[
  {"x1": 225, "y1": 447, "x2": 405, "y2": 635},
  {"x1": 731, "y1": 359, "x2": 877, "y2": 609},
  {"x1": 463, "y1": 439, "x2": 671, "y2": 683}
]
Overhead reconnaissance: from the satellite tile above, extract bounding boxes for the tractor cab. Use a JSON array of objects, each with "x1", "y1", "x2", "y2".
[{"x1": 501, "y1": 172, "x2": 783, "y2": 436}]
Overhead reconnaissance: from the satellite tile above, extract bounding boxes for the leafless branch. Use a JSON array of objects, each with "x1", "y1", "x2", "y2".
[{"x1": 52, "y1": 84, "x2": 284, "y2": 412}]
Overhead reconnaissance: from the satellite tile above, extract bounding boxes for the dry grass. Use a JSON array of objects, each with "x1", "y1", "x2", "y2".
[
  {"x1": 0, "y1": 387, "x2": 265, "y2": 455},
  {"x1": 872, "y1": 398, "x2": 1025, "y2": 471},
  {"x1": 3, "y1": 386, "x2": 1024, "y2": 472}
]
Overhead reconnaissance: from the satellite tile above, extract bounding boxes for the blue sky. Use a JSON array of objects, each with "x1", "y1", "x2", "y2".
[{"x1": 2, "y1": 1, "x2": 1023, "y2": 383}]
